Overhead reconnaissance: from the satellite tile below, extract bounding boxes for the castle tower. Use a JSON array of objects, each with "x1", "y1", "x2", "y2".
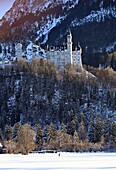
[
  {"x1": 15, "y1": 43, "x2": 22, "y2": 60},
  {"x1": 0, "y1": 54, "x2": 5, "y2": 69},
  {"x1": 67, "y1": 30, "x2": 73, "y2": 64}
]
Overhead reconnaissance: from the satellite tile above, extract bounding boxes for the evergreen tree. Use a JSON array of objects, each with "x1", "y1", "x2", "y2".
[
  {"x1": 88, "y1": 111, "x2": 96, "y2": 142},
  {"x1": 66, "y1": 110, "x2": 77, "y2": 135},
  {"x1": 102, "y1": 120, "x2": 110, "y2": 143},
  {"x1": 95, "y1": 115, "x2": 103, "y2": 142},
  {"x1": 13, "y1": 122, "x2": 21, "y2": 139},
  {"x1": 57, "y1": 129, "x2": 72, "y2": 148},
  {"x1": 0, "y1": 128, "x2": 3, "y2": 141},
  {"x1": 48, "y1": 123, "x2": 56, "y2": 142},
  {"x1": 67, "y1": 118, "x2": 77, "y2": 136},
  {"x1": 5, "y1": 125, "x2": 12, "y2": 141},
  {"x1": 78, "y1": 113, "x2": 86, "y2": 141},
  {"x1": 43, "y1": 125, "x2": 50, "y2": 143},
  {"x1": 110, "y1": 122, "x2": 116, "y2": 146},
  {"x1": 35, "y1": 124, "x2": 43, "y2": 147},
  {"x1": 61, "y1": 123, "x2": 67, "y2": 133},
  {"x1": 73, "y1": 130, "x2": 79, "y2": 144}
]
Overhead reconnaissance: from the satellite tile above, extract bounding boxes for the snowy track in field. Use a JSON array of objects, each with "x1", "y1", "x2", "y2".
[{"x1": 0, "y1": 152, "x2": 116, "y2": 170}]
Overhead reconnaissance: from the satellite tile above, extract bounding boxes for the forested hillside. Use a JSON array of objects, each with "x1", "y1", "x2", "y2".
[{"x1": 0, "y1": 59, "x2": 116, "y2": 153}]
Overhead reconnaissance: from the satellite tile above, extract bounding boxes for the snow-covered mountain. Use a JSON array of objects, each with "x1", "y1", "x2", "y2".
[
  {"x1": 0, "y1": 0, "x2": 116, "y2": 66},
  {"x1": 0, "y1": 0, "x2": 79, "y2": 43}
]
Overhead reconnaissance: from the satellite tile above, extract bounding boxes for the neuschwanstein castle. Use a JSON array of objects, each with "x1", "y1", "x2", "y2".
[
  {"x1": 0, "y1": 31, "x2": 82, "y2": 69},
  {"x1": 47, "y1": 31, "x2": 82, "y2": 69}
]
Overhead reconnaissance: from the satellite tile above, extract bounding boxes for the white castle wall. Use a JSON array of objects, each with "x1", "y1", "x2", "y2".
[
  {"x1": 47, "y1": 32, "x2": 82, "y2": 69},
  {"x1": 15, "y1": 43, "x2": 22, "y2": 59},
  {"x1": 14, "y1": 32, "x2": 82, "y2": 69},
  {"x1": 47, "y1": 50, "x2": 69, "y2": 69},
  {"x1": 72, "y1": 50, "x2": 82, "y2": 68}
]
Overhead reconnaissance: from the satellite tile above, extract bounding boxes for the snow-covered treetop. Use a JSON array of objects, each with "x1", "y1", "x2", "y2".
[{"x1": 0, "y1": 143, "x2": 3, "y2": 148}]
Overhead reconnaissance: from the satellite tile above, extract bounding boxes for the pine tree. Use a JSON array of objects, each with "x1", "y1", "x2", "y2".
[
  {"x1": 57, "y1": 129, "x2": 71, "y2": 148},
  {"x1": 56, "y1": 123, "x2": 68, "y2": 147},
  {"x1": 43, "y1": 125, "x2": 50, "y2": 143},
  {"x1": 88, "y1": 111, "x2": 96, "y2": 143},
  {"x1": 68, "y1": 119, "x2": 76, "y2": 136},
  {"x1": 48, "y1": 123, "x2": 56, "y2": 142},
  {"x1": 78, "y1": 113, "x2": 86, "y2": 142},
  {"x1": 88, "y1": 122, "x2": 95, "y2": 143},
  {"x1": 61, "y1": 123, "x2": 67, "y2": 134},
  {"x1": 35, "y1": 124, "x2": 43, "y2": 147},
  {"x1": 73, "y1": 130, "x2": 79, "y2": 144},
  {"x1": 5, "y1": 125, "x2": 12, "y2": 141},
  {"x1": 0, "y1": 128, "x2": 3, "y2": 142},
  {"x1": 95, "y1": 115, "x2": 103, "y2": 142},
  {"x1": 102, "y1": 120, "x2": 110, "y2": 143},
  {"x1": 110, "y1": 122, "x2": 116, "y2": 146},
  {"x1": 13, "y1": 122, "x2": 21, "y2": 139}
]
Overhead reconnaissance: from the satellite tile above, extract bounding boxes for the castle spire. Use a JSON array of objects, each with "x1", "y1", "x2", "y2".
[{"x1": 67, "y1": 29, "x2": 73, "y2": 64}]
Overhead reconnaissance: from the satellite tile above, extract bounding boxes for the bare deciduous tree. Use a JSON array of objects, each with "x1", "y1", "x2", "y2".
[{"x1": 17, "y1": 124, "x2": 36, "y2": 154}]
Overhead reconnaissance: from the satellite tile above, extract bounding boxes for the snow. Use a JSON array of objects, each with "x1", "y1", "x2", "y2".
[
  {"x1": 0, "y1": 53, "x2": 4, "y2": 59},
  {"x1": 0, "y1": 21, "x2": 3, "y2": 27},
  {"x1": 0, "y1": 143, "x2": 3, "y2": 148},
  {"x1": 0, "y1": 0, "x2": 78, "y2": 27},
  {"x1": 71, "y1": 7, "x2": 116, "y2": 26},
  {"x1": 106, "y1": 41, "x2": 116, "y2": 52},
  {"x1": 34, "y1": 21, "x2": 39, "y2": 28},
  {"x1": 26, "y1": 42, "x2": 46, "y2": 60},
  {"x1": 36, "y1": 15, "x2": 66, "y2": 44},
  {"x1": 0, "y1": 152, "x2": 116, "y2": 170}
]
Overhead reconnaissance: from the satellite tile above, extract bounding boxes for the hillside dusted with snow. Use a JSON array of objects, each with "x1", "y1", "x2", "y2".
[
  {"x1": 0, "y1": 60, "x2": 116, "y2": 152},
  {"x1": 0, "y1": 0, "x2": 116, "y2": 66}
]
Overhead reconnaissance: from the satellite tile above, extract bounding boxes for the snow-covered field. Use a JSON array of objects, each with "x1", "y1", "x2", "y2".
[{"x1": 0, "y1": 152, "x2": 116, "y2": 170}]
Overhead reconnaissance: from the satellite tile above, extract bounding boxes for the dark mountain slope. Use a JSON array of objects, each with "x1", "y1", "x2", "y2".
[{"x1": 0, "y1": 0, "x2": 116, "y2": 66}]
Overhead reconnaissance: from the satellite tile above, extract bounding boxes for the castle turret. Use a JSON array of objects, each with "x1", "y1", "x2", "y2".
[
  {"x1": 46, "y1": 30, "x2": 82, "y2": 70},
  {"x1": 15, "y1": 43, "x2": 22, "y2": 60},
  {"x1": 0, "y1": 53, "x2": 5, "y2": 69},
  {"x1": 67, "y1": 30, "x2": 73, "y2": 64}
]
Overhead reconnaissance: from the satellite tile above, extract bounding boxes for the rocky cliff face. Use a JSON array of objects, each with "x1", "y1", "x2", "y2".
[{"x1": 0, "y1": 0, "x2": 116, "y2": 66}]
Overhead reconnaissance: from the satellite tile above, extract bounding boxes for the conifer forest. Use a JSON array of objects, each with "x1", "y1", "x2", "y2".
[{"x1": 0, "y1": 59, "x2": 116, "y2": 154}]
